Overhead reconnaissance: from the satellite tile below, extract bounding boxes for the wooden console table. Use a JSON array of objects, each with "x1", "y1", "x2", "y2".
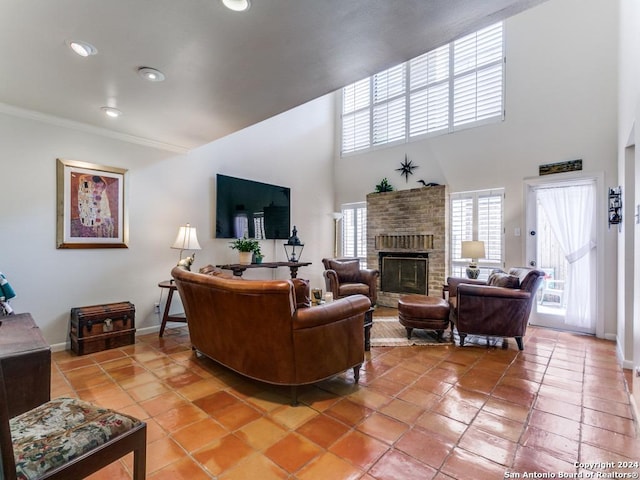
[
  {"x1": 216, "y1": 261, "x2": 312, "y2": 279},
  {"x1": 0, "y1": 313, "x2": 51, "y2": 417}
]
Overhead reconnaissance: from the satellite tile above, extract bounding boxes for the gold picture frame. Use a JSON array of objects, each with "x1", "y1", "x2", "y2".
[{"x1": 56, "y1": 158, "x2": 128, "y2": 249}]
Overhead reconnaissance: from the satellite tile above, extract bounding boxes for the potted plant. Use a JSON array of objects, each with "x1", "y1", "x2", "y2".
[
  {"x1": 230, "y1": 237, "x2": 260, "y2": 265},
  {"x1": 253, "y1": 247, "x2": 264, "y2": 264},
  {"x1": 374, "y1": 178, "x2": 394, "y2": 193}
]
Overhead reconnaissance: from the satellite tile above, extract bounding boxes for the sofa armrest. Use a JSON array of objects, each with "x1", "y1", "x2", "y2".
[
  {"x1": 359, "y1": 268, "x2": 380, "y2": 284},
  {"x1": 323, "y1": 270, "x2": 340, "y2": 298},
  {"x1": 293, "y1": 294, "x2": 371, "y2": 330},
  {"x1": 359, "y1": 268, "x2": 379, "y2": 305}
]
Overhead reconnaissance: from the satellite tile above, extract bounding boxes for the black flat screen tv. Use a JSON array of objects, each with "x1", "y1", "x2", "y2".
[{"x1": 215, "y1": 174, "x2": 291, "y2": 239}]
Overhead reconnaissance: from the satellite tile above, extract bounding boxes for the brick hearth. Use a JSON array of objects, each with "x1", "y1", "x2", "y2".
[{"x1": 367, "y1": 185, "x2": 448, "y2": 306}]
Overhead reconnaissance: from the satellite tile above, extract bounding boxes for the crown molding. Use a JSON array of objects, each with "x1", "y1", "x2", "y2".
[{"x1": 0, "y1": 102, "x2": 190, "y2": 154}]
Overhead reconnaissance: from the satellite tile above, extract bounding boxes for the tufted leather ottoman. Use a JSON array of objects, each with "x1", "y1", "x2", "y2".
[{"x1": 398, "y1": 295, "x2": 450, "y2": 341}]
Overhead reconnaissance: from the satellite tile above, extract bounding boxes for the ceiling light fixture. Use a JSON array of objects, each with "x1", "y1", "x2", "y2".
[
  {"x1": 101, "y1": 106, "x2": 122, "y2": 118},
  {"x1": 222, "y1": 0, "x2": 251, "y2": 12},
  {"x1": 138, "y1": 67, "x2": 166, "y2": 82},
  {"x1": 67, "y1": 40, "x2": 98, "y2": 57}
]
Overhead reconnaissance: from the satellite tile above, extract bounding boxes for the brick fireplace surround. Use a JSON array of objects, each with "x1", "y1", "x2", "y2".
[{"x1": 367, "y1": 185, "x2": 449, "y2": 307}]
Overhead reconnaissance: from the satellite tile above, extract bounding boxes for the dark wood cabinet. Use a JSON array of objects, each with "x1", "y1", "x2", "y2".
[{"x1": 0, "y1": 313, "x2": 51, "y2": 417}]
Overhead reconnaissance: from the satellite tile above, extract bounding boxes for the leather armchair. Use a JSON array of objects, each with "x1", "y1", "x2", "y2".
[
  {"x1": 447, "y1": 267, "x2": 544, "y2": 350},
  {"x1": 322, "y1": 258, "x2": 380, "y2": 306}
]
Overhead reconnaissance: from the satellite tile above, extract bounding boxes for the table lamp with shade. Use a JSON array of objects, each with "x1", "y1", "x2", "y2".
[
  {"x1": 461, "y1": 240, "x2": 485, "y2": 279},
  {"x1": 171, "y1": 223, "x2": 201, "y2": 270}
]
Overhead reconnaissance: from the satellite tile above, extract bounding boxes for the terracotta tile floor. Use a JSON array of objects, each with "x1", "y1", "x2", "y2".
[{"x1": 50, "y1": 309, "x2": 639, "y2": 479}]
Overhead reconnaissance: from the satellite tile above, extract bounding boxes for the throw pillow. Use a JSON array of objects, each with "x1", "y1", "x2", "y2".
[
  {"x1": 488, "y1": 271, "x2": 520, "y2": 289},
  {"x1": 199, "y1": 265, "x2": 231, "y2": 278},
  {"x1": 292, "y1": 278, "x2": 311, "y2": 308},
  {"x1": 198, "y1": 265, "x2": 223, "y2": 277},
  {"x1": 329, "y1": 260, "x2": 360, "y2": 283}
]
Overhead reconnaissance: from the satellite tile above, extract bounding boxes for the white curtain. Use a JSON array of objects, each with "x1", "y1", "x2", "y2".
[{"x1": 537, "y1": 182, "x2": 596, "y2": 328}]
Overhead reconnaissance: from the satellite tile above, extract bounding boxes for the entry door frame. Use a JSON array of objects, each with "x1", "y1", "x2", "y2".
[{"x1": 524, "y1": 171, "x2": 606, "y2": 338}]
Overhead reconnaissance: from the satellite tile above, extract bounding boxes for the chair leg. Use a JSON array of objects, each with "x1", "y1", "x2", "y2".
[
  {"x1": 459, "y1": 333, "x2": 467, "y2": 347},
  {"x1": 290, "y1": 386, "x2": 299, "y2": 406},
  {"x1": 353, "y1": 364, "x2": 361, "y2": 383},
  {"x1": 133, "y1": 441, "x2": 147, "y2": 480},
  {"x1": 515, "y1": 337, "x2": 524, "y2": 350},
  {"x1": 405, "y1": 327, "x2": 413, "y2": 339}
]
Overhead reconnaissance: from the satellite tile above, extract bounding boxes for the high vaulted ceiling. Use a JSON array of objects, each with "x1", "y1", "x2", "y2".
[{"x1": 0, "y1": 0, "x2": 546, "y2": 152}]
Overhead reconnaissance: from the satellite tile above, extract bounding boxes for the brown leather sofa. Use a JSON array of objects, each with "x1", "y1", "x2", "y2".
[
  {"x1": 171, "y1": 266, "x2": 371, "y2": 404},
  {"x1": 322, "y1": 258, "x2": 380, "y2": 306},
  {"x1": 447, "y1": 267, "x2": 544, "y2": 350}
]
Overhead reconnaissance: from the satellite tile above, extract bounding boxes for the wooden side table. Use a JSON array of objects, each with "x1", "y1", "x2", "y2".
[{"x1": 158, "y1": 281, "x2": 187, "y2": 337}]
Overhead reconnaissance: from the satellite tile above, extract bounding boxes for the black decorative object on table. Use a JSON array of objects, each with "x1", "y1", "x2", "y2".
[{"x1": 418, "y1": 179, "x2": 440, "y2": 187}]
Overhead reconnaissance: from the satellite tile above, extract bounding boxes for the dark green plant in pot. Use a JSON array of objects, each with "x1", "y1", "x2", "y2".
[{"x1": 374, "y1": 178, "x2": 394, "y2": 193}]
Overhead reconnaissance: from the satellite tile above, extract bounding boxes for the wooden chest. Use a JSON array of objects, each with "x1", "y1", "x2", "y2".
[{"x1": 70, "y1": 301, "x2": 135, "y2": 355}]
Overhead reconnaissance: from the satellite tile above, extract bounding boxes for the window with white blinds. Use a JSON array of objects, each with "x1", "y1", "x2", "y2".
[
  {"x1": 341, "y1": 203, "x2": 367, "y2": 264},
  {"x1": 341, "y1": 22, "x2": 504, "y2": 155},
  {"x1": 450, "y1": 188, "x2": 504, "y2": 278}
]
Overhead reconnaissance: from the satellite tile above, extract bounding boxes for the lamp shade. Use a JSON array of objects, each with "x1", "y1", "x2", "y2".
[
  {"x1": 461, "y1": 241, "x2": 485, "y2": 260},
  {"x1": 171, "y1": 224, "x2": 201, "y2": 251}
]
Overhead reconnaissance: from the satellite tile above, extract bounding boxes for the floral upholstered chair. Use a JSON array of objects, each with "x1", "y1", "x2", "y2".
[{"x1": 0, "y1": 364, "x2": 146, "y2": 480}]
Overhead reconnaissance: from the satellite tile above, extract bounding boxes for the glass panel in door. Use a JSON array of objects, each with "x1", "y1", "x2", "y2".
[{"x1": 526, "y1": 179, "x2": 596, "y2": 334}]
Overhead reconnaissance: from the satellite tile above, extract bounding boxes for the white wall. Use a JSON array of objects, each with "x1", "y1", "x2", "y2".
[
  {"x1": 333, "y1": 0, "x2": 619, "y2": 337},
  {"x1": 0, "y1": 95, "x2": 336, "y2": 349},
  {"x1": 618, "y1": 0, "x2": 640, "y2": 405}
]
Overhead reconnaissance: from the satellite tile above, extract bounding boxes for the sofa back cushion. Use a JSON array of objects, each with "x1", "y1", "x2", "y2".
[
  {"x1": 326, "y1": 259, "x2": 361, "y2": 283},
  {"x1": 199, "y1": 264, "x2": 233, "y2": 279},
  {"x1": 487, "y1": 270, "x2": 520, "y2": 289}
]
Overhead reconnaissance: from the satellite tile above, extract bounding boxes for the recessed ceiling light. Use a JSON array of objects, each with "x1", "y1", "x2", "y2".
[
  {"x1": 222, "y1": 0, "x2": 250, "y2": 12},
  {"x1": 138, "y1": 67, "x2": 166, "y2": 82},
  {"x1": 67, "y1": 40, "x2": 98, "y2": 57},
  {"x1": 101, "y1": 106, "x2": 122, "y2": 118}
]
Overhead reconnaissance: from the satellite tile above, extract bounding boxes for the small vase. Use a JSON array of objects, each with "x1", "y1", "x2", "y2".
[{"x1": 238, "y1": 251, "x2": 252, "y2": 265}]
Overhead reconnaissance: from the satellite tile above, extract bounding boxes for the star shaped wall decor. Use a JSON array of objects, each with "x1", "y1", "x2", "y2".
[{"x1": 396, "y1": 154, "x2": 418, "y2": 182}]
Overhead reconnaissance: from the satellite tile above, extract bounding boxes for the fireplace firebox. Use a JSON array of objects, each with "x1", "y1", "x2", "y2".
[{"x1": 379, "y1": 252, "x2": 429, "y2": 295}]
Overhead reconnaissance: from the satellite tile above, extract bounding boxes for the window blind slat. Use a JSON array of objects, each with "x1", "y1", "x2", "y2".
[
  {"x1": 342, "y1": 203, "x2": 367, "y2": 260},
  {"x1": 342, "y1": 22, "x2": 503, "y2": 154},
  {"x1": 451, "y1": 190, "x2": 504, "y2": 271}
]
